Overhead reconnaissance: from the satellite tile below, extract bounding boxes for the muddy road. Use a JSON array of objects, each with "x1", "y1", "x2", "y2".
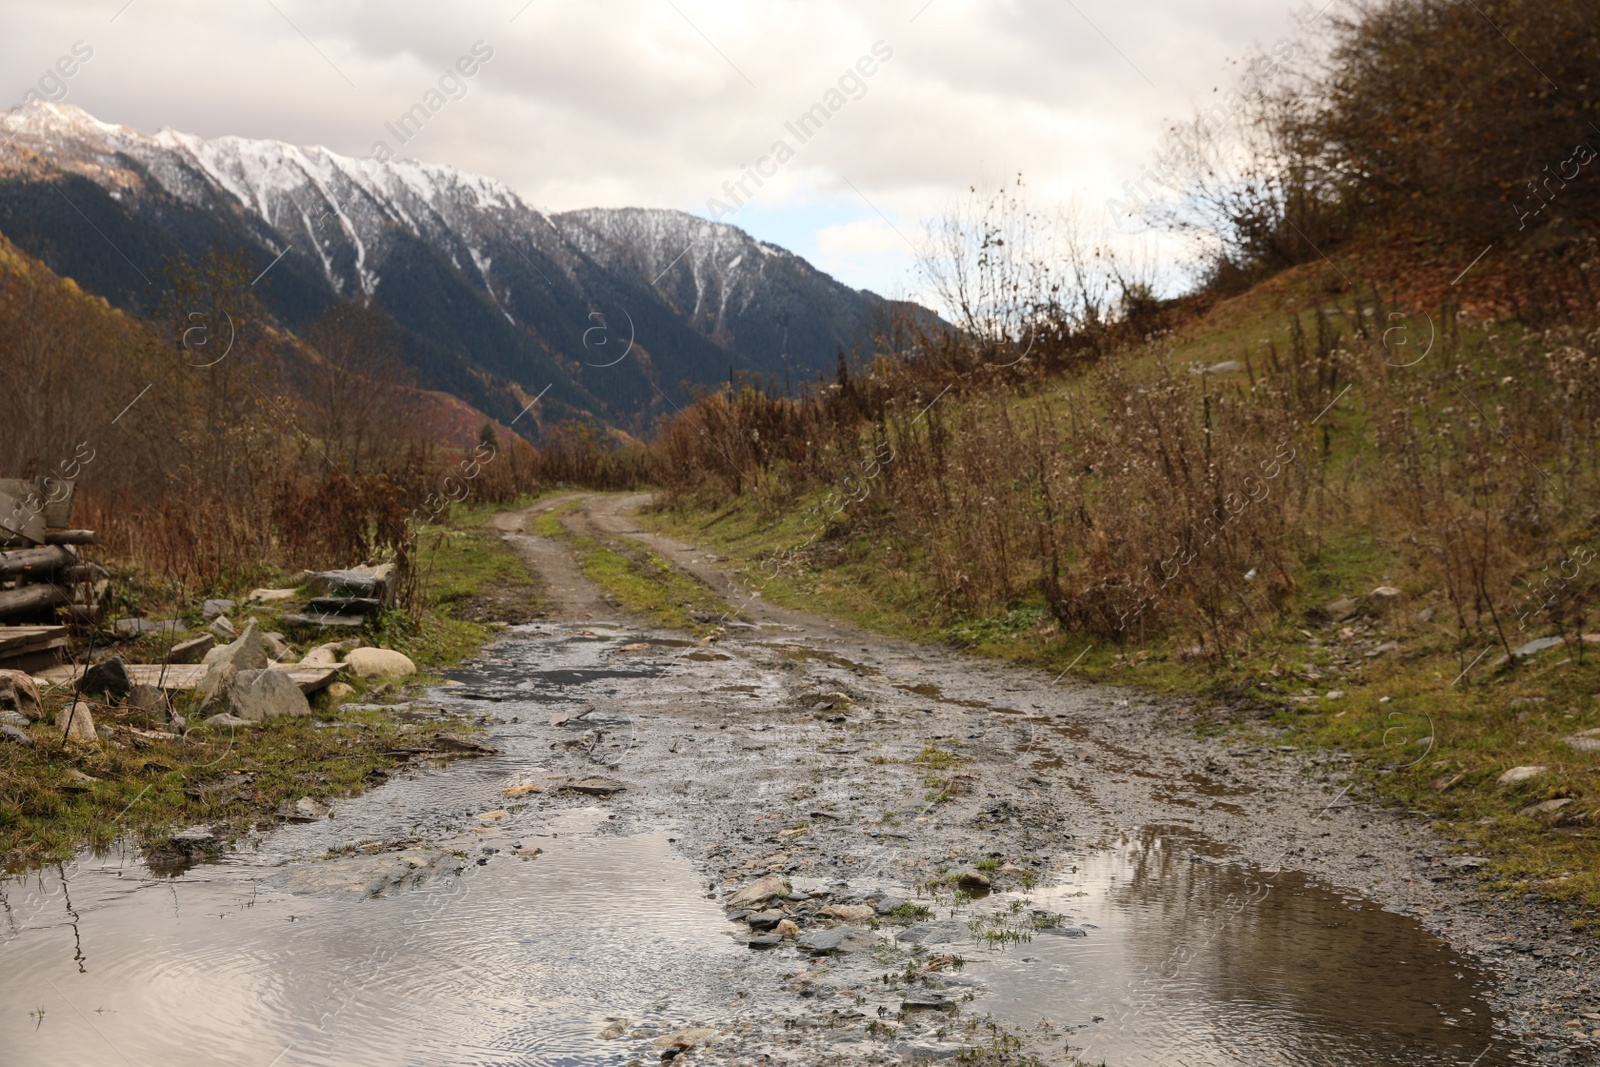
[{"x1": 2, "y1": 493, "x2": 1593, "y2": 1065}]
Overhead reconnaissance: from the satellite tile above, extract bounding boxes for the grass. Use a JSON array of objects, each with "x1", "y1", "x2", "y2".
[{"x1": 531, "y1": 495, "x2": 739, "y2": 635}]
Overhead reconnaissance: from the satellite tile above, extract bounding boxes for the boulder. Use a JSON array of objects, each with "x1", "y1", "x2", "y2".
[
  {"x1": 326, "y1": 681, "x2": 354, "y2": 698},
  {"x1": 248, "y1": 588, "x2": 298, "y2": 604},
  {"x1": 169, "y1": 633, "x2": 216, "y2": 664},
  {"x1": 1, "y1": 709, "x2": 28, "y2": 728},
  {"x1": 299, "y1": 640, "x2": 359, "y2": 668},
  {"x1": 343, "y1": 647, "x2": 416, "y2": 679},
  {"x1": 226, "y1": 669, "x2": 312, "y2": 722},
  {"x1": 261, "y1": 631, "x2": 290, "y2": 661},
  {"x1": 79, "y1": 655, "x2": 131, "y2": 698},
  {"x1": 201, "y1": 598, "x2": 235, "y2": 620},
  {"x1": 0, "y1": 669, "x2": 43, "y2": 721},
  {"x1": 126, "y1": 683, "x2": 175, "y2": 727},
  {"x1": 208, "y1": 615, "x2": 237, "y2": 641},
  {"x1": 1497, "y1": 765, "x2": 1547, "y2": 786},
  {"x1": 56, "y1": 700, "x2": 97, "y2": 742},
  {"x1": 898, "y1": 920, "x2": 970, "y2": 945},
  {"x1": 1324, "y1": 597, "x2": 1360, "y2": 623},
  {"x1": 199, "y1": 621, "x2": 270, "y2": 704},
  {"x1": 818, "y1": 903, "x2": 876, "y2": 921},
  {"x1": 774, "y1": 918, "x2": 800, "y2": 938},
  {"x1": 1369, "y1": 586, "x2": 1404, "y2": 613},
  {"x1": 0, "y1": 723, "x2": 32, "y2": 745},
  {"x1": 956, "y1": 869, "x2": 992, "y2": 891},
  {"x1": 798, "y1": 927, "x2": 877, "y2": 954},
  {"x1": 727, "y1": 875, "x2": 788, "y2": 909}
]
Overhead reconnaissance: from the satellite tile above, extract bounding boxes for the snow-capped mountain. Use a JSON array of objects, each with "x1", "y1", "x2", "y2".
[{"x1": 0, "y1": 104, "x2": 908, "y2": 431}]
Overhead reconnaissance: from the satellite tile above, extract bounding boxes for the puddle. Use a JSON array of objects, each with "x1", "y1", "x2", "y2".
[
  {"x1": 968, "y1": 826, "x2": 1526, "y2": 1066},
  {"x1": 0, "y1": 811, "x2": 739, "y2": 1067}
]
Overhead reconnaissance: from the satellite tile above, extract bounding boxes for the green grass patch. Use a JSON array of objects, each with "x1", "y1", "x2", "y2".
[{"x1": 571, "y1": 534, "x2": 735, "y2": 636}]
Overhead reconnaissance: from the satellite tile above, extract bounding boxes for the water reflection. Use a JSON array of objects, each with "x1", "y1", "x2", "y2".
[{"x1": 978, "y1": 826, "x2": 1524, "y2": 1066}]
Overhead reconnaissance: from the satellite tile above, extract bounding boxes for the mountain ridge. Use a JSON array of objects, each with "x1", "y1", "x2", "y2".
[{"x1": 0, "y1": 103, "x2": 913, "y2": 435}]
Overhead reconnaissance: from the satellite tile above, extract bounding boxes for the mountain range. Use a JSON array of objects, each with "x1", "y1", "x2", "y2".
[{"x1": 0, "y1": 103, "x2": 919, "y2": 436}]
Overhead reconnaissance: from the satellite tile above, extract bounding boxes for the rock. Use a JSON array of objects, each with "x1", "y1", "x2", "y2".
[
  {"x1": 501, "y1": 782, "x2": 543, "y2": 797},
  {"x1": 199, "y1": 621, "x2": 271, "y2": 703},
  {"x1": 227, "y1": 669, "x2": 313, "y2": 722},
  {"x1": 566, "y1": 776, "x2": 625, "y2": 796},
  {"x1": 169, "y1": 633, "x2": 216, "y2": 664},
  {"x1": 55, "y1": 700, "x2": 97, "y2": 742},
  {"x1": 652, "y1": 1028, "x2": 717, "y2": 1051},
  {"x1": 875, "y1": 896, "x2": 909, "y2": 914},
  {"x1": 203, "y1": 713, "x2": 255, "y2": 728},
  {"x1": 797, "y1": 927, "x2": 876, "y2": 954},
  {"x1": 261, "y1": 631, "x2": 290, "y2": 660},
  {"x1": 597, "y1": 1019, "x2": 629, "y2": 1040},
  {"x1": 0, "y1": 669, "x2": 43, "y2": 721},
  {"x1": 901, "y1": 996, "x2": 956, "y2": 1013},
  {"x1": 1566, "y1": 736, "x2": 1600, "y2": 752},
  {"x1": 126, "y1": 682, "x2": 176, "y2": 727},
  {"x1": 1511, "y1": 636, "x2": 1564, "y2": 659},
  {"x1": 747, "y1": 933, "x2": 784, "y2": 949},
  {"x1": 1522, "y1": 798, "x2": 1575, "y2": 817},
  {"x1": 1369, "y1": 586, "x2": 1404, "y2": 612},
  {"x1": 343, "y1": 647, "x2": 417, "y2": 679},
  {"x1": 1498, "y1": 765, "x2": 1547, "y2": 786},
  {"x1": 202, "y1": 598, "x2": 235, "y2": 619},
  {"x1": 208, "y1": 615, "x2": 237, "y2": 640},
  {"x1": 1041, "y1": 925, "x2": 1089, "y2": 938},
  {"x1": 818, "y1": 903, "x2": 876, "y2": 921},
  {"x1": 727, "y1": 875, "x2": 788, "y2": 909},
  {"x1": 956, "y1": 870, "x2": 991, "y2": 891},
  {"x1": 746, "y1": 909, "x2": 785, "y2": 930},
  {"x1": 1, "y1": 724, "x2": 32, "y2": 744},
  {"x1": 79, "y1": 655, "x2": 131, "y2": 698},
  {"x1": 775, "y1": 918, "x2": 799, "y2": 938},
  {"x1": 293, "y1": 796, "x2": 330, "y2": 820},
  {"x1": 326, "y1": 681, "x2": 354, "y2": 698},
  {"x1": 1, "y1": 709, "x2": 29, "y2": 728},
  {"x1": 1324, "y1": 690, "x2": 1346, "y2": 700},
  {"x1": 300, "y1": 641, "x2": 359, "y2": 668},
  {"x1": 898, "y1": 920, "x2": 969, "y2": 945},
  {"x1": 1324, "y1": 597, "x2": 1360, "y2": 622},
  {"x1": 261, "y1": 848, "x2": 456, "y2": 898},
  {"x1": 248, "y1": 588, "x2": 297, "y2": 604}
]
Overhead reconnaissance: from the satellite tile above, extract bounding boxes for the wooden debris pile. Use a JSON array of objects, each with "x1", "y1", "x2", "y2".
[{"x1": 0, "y1": 477, "x2": 106, "y2": 627}]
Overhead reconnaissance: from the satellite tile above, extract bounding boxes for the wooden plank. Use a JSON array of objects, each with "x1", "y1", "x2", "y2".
[
  {"x1": 44, "y1": 530, "x2": 97, "y2": 545},
  {"x1": 0, "y1": 625, "x2": 69, "y2": 653},
  {"x1": 49, "y1": 663, "x2": 342, "y2": 694}
]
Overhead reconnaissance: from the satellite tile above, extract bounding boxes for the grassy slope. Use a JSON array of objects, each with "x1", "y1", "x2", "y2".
[{"x1": 642, "y1": 268, "x2": 1600, "y2": 919}]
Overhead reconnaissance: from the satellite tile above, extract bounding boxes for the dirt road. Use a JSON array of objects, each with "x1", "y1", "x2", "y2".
[{"x1": 467, "y1": 492, "x2": 1592, "y2": 1065}]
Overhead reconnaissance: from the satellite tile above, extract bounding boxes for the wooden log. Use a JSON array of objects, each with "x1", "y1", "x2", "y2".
[
  {"x1": 44, "y1": 530, "x2": 97, "y2": 545},
  {"x1": 0, "y1": 545, "x2": 74, "y2": 578},
  {"x1": 0, "y1": 583, "x2": 69, "y2": 618}
]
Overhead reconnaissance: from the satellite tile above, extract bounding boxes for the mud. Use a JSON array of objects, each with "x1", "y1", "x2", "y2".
[{"x1": 1, "y1": 493, "x2": 1594, "y2": 1065}]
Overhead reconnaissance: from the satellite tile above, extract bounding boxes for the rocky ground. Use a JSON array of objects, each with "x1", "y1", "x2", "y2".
[{"x1": 232, "y1": 494, "x2": 1600, "y2": 1064}]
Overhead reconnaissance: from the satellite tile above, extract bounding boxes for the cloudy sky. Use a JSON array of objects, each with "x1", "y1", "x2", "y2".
[{"x1": 3, "y1": 0, "x2": 1311, "y2": 302}]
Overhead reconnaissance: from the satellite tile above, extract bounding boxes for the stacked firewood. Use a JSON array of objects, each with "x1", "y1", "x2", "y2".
[{"x1": 0, "y1": 477, "x2": 106, "y2": 623}]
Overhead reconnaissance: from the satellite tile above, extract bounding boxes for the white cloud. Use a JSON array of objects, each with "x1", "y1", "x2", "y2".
[{"x1": 0, "y1": 0, "x2": 1309, "y2": 298}]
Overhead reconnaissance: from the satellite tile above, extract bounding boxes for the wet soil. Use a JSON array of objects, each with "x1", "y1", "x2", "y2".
[{"x1": 2, "y1": 494, "x2": 1595, "y2": 1065}]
